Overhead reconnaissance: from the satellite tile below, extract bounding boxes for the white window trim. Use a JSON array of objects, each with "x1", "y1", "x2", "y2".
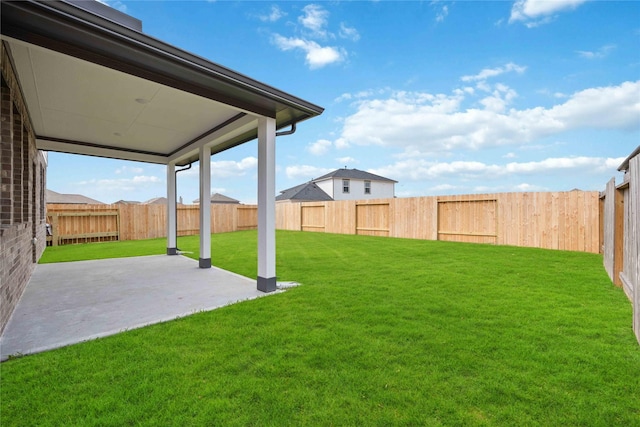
[{"x1": 342, "y1": 179, "x2": 350, "y2": 193}]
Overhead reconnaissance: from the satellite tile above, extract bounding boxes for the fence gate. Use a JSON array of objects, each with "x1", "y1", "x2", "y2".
[
  {"x1": 437, "y1": 199, "x2": 497, "y2": 244},
  {"x1": 356, "y1": 203, "x2": 390, "y2": 236},
  {"x1": 47, "y1": 210, "x2": 119, "y2": 246},
  {"x1": 301, "y1": 205, "x2": 325, "y2": 232}
]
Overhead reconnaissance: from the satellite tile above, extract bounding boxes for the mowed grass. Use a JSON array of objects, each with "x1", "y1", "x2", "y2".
[{"x1": 3, "y1": 230, "x2": 639, "y2": 426}]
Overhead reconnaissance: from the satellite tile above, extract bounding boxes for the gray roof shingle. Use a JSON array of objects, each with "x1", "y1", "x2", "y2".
[
  {"x1": 276, "y1": 182, "x2": 333, "y2": 202},
  {"x1": 46, "y1": 189, "x2": 104, "y2": 204},
  {"x1": 193, "y1": 193, "x2": 241, "y2": 204},
  {"x1": 313, "y1": 168, "x2": 397, "y2": 183}
]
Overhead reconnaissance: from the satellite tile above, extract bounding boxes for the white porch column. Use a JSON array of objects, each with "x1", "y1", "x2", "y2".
[
  {"x1": 166, "y1": 162, "x2": 178, "y2": 255},
  {"x1": 199, "y1": 145, "x2": 212, "y2": 268},
  {"x1": 257, "y1": 116, "x2": 276, "y2": 292}
]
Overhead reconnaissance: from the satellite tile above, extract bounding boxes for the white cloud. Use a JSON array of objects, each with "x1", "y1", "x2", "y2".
[
  {"x1": 209, "y1": 157, "x2": 257, "y2": 178},
  {"x1": 78, "y1": 175, "x2": 160, "y2": 186},
  {"x1": 115, "y1": 166, "x2": 144, "y2": 175},
  {"x1": 335, "y1": 80, "x2": 640, "y2": 153},
  {"x1": 334, "y1": 89, "x2": 382, "y2": 103},
  {"x1": 509, "y1": 0, "x2": 588, "y2": 27},
  {"x1": 429, "y1": 183, "x2": 458, "y2": 192},
  {"x1": 308, "y1": 139, "x2": 332, "y2": 155},
  {"x1": 259, "y1": 5, "x2": 285, "y2": 22},
  {"x1": 336, "y1": 156, "x2": 357, "y2": 165},
  {"x1": 76, "y1": 175, "x2": 162, "y2": 199},
  {"x1": 369, "y1": 156, "x2": 625, "y2": 183},
  {"x1": 299, "y1": 4, "x2": 330, "y2": 38},
  {"x1": 472, "y1": 182, "x2": 550, "y2": 193},
  {"x1": 461, "y1": 62, "x2": 527, "y2": 83},
  {"x1": 436, "y1": 5, "x2": 449, "y2": 23},
  {"x1": 334, "y1": 138, "x2": 350, "y2": 149},
  {"x1": 285, "y1": 165, "x2": 332, "y2": 181},
  {"x1": 479, "y1": 84, "x2": 518, "y2": 113},
  {"x1": 339, "y1": 23, "x2": 360, "y2": 41},
  {"x1": 272, "y1": 34, "x2": 345, "y2": 69},
  {"x1": 503, "y1": 152, "x2": 517, "y2": 159},
  {"x1": 576, "y1": 44, "x2": 616, "y2": 59}
]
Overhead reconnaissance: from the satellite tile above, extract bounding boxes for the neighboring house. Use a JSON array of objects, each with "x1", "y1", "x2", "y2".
[
  {"x1": 193, "y1": 193, "x2": 240, "y2": 204},
  {"x1": 278, "y1": 168, "x2": 397, "y2": 202},
  {"x1": 143, "y1": 197, "x2": 168, "y2": 205},
  {"x1": 276, "y1": 182, "x2": 333, "y2": 203},
  {"x1": 46, "y1": 189, "x2": 103, "y2": 204},
  {"x1": 114, "y1": 200, "x2": 140, "y2": 205}
]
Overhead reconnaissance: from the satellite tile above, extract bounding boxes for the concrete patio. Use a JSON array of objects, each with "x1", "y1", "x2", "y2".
[{"x1": 0, "y1": 255, "x2": 283, "y2": 360}]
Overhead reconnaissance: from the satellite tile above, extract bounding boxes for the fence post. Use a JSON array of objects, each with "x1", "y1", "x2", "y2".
[
  {"x1": 51, "y1": 213, "x2": 59, "y2": 246},
  {"x1": 630, "y1": 155, "x2": 640, "y2": 344}
]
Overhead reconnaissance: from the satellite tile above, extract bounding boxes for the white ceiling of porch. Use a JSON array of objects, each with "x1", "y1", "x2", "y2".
[{"x1": 6, "y1": 38, "x2": 256, "y2": 164}]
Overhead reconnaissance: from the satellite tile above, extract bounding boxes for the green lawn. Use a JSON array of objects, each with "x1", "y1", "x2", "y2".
[{"x1": 3, "y1": 231, "x2": 639, "y2": 426}]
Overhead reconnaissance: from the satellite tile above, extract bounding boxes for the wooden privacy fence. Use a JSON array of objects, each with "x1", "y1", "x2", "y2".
[
  {"x1": 48, "y1": 191, "x2": 601, "y2": 253},
  {"x1": 277, "y1": 191, "x2": 601, "y2": 253},
  {"x1": 601, "y1": 148, "x2": 639, "y2": 344},
  {"x1": 46, "y1": 203, "x2": 257, "y2": 244}
]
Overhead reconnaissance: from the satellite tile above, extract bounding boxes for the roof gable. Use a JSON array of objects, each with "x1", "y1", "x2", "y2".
[
  {"x1": 193, "y1": 193, "x2": 240, "y2": 204},
  {"x1": 277, "y1": 182, "x2": 333, "y2": 202}
]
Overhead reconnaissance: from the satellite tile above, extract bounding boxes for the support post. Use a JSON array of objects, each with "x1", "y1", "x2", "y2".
[
  {"x1": 199, "y1": 145, "x2": 211, "y2": 268},
  {"x1": 257, "y1": 116, "x2": 276, "y2": 292},
  {"x1": 166, "y1": 162, "x2": 178, "y2": 255}
]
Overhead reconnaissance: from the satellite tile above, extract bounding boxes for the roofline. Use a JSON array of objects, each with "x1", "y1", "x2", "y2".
[
  {"x1": 617, "y1": 145, "x2": 640, "y2": 172},
  {"x1": 313, "y1": 176, "x2": 398, "y2": 184},
  {"x1": 0, "y1": 0, "x2": 324, "y2": 120}
]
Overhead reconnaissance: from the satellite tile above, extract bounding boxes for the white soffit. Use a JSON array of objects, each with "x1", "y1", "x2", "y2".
[{"x1": 6, "y1": 37, "x2": 249, "y2": 163}]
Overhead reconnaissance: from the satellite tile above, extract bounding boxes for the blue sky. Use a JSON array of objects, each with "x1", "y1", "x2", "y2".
[{"x1": 47, "y1": 0, "x2": 640, "y2": 204}]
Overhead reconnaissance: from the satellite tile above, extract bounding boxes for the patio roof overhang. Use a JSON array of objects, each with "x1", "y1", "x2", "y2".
[{"x1": 1, "y1": 0, "x2": 324, "y2": 166}]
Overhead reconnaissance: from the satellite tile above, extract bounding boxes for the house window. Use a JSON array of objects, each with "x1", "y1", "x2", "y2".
[
  {"x1": 342, "y1": 179, "x2": 350, "y2": 193},
  {"x1": 364, "y1": 180, "x2": 371, "y2": 195}
]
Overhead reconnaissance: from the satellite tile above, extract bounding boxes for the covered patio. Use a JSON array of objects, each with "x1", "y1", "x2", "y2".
[
  {"x1": 1, "y1": 0, "x2": 322, "y2": 291},
  {"x1": 1, "y1": 255, "x2": 297, "y2": 360}
]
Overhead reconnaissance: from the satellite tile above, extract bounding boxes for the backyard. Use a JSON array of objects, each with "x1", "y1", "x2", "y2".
[{"x1": 1, "y1": 230, "x2": 639, "y2": 426}]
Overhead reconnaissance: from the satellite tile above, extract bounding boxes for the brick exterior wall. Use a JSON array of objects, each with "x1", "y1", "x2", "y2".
[{"x1": 0, "y1": 41, "x2": 47, "y2": 334}]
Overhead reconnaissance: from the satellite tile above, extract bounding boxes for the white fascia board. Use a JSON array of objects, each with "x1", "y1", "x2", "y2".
[
  {"x1": 37, "y1": 138, "x2": 167, "y2": 164},
  {"x1": 168, "y1": 114, "x2": 258, "y2": 164}
]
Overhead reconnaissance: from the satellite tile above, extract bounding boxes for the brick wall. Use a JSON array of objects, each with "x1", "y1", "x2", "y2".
[{"x1": 0, "y1": 41, "x2": 47, "y2": 334}]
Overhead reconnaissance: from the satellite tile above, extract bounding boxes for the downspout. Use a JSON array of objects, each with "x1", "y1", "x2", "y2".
[
  {"x1": 276, "y1": 122, "x2": 296, "y2": 137},
  {"x1": 174, "y1": 162, "x2": 192, "y2": 251}
]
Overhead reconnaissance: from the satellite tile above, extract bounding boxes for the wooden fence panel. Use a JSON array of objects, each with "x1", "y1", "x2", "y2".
[
  {"x1": 301, "y1": 204, "x2": 325, "y2": 232},
  {"x1": 324, "y1": 200, "x2": 356, "y2": 235},
  {"x1": 356, "y1": 202, "x2": 389, "y2": 236},
  {"x1": 237, "y1": 206, "x2": 257, "y2": 231},
  {"x1": 391, "y1": 197, "x2": 438, "y2": 240},
  {"x1": 276, "y1": 203, "x2": 301, "y2": 230},
  {"x1": 47, "y1": 204, "x2": 119, "y2": 245},
  {"x1": 177, "y1": 205, "x2": 199, "y2": 237},
  {"x1": 437, "y1": 196, "x2": 497, "y2": 244}
]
